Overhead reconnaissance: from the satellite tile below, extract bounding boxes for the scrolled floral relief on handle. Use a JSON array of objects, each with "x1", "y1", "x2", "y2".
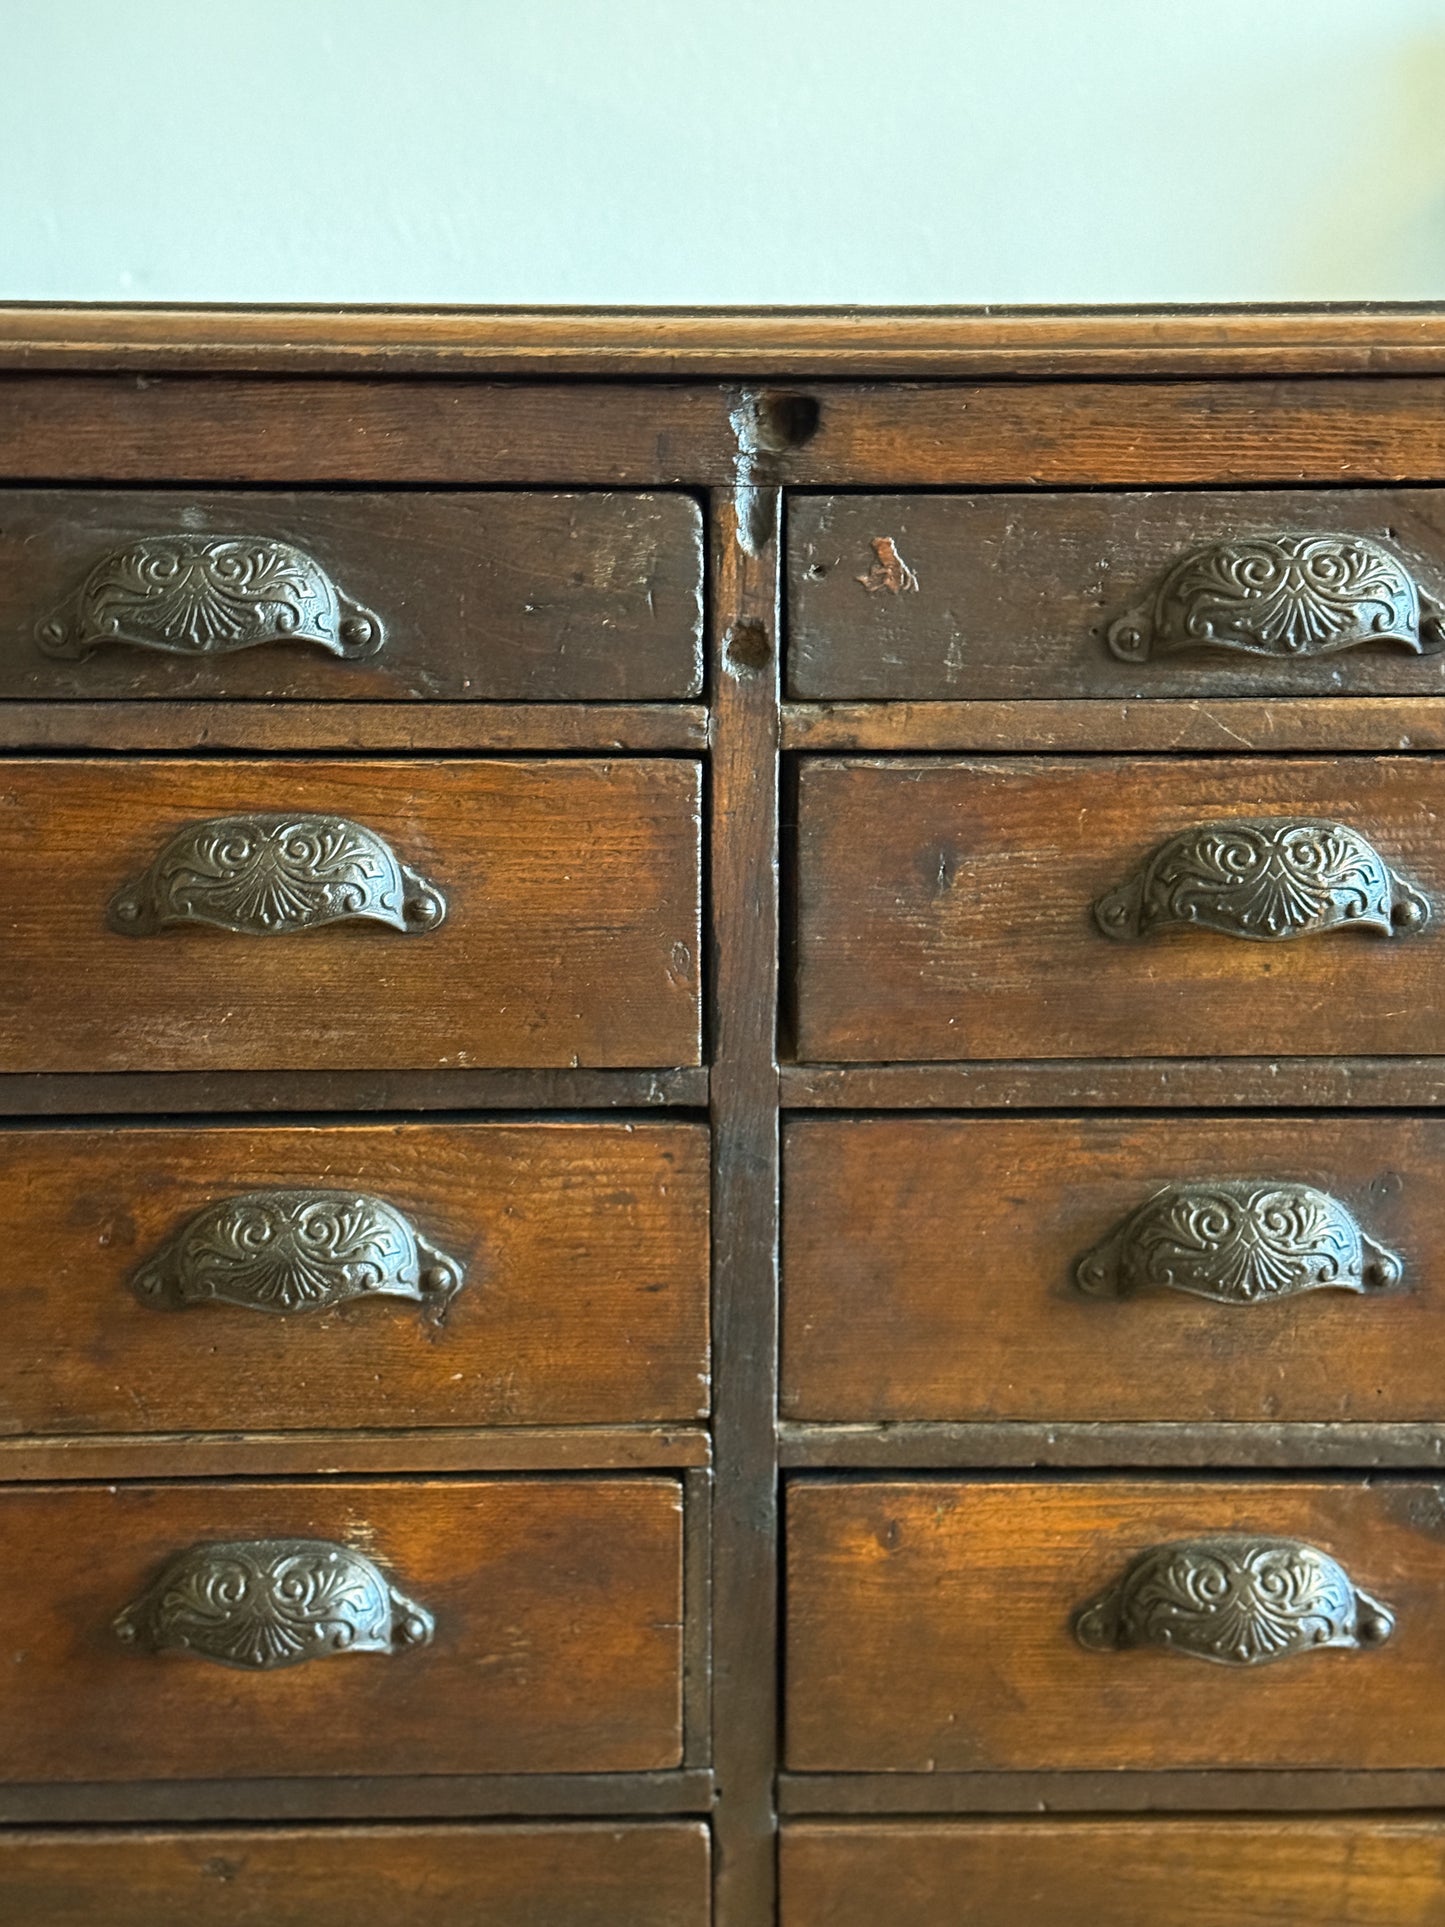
[
  {"x1": 1107, "y1": 533, "x2": 1445, "y2": 663},
  {"x1": 37, "y1": 536, "x2": 383, "y2": 661}
]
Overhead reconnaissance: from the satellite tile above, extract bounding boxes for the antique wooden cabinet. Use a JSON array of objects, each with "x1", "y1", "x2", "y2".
[{"x1": 5, "y1": 305, "x2": 1445, "y2": 1923}]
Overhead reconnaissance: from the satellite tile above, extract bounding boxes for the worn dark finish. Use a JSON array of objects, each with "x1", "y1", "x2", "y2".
[
  {"x1": 0, "y1": 490, "x2": 703, "y2": 700},
  {"x1": 795, "y1": 755, "x2": 1445, "y2": 1062},
  {"x1": 0, "y1": 1477, "x2": 683, "y2": 1783},
  {"x1": 0, "y1": 757, "x2": 701, "y2": 1072},
  {"x1": 780, "y1": 1819, "x2": 1445, "y2": 1927},
  {"x1": 782, "y1": 1059, "x2": 1445, "y2": 1108},
  {"x1": 0, "y1": 1121, "x2": 708, "y2": 1435},
  {"x1": 778, "y1": 1423, "x2": 1445, "y2": 1470},
  {"x1": 786, "y1": 1478, "x2": 1445, "y2": 1772},
  {"x1": 0, "y1": 1822, "x2": 711, "y2": 1927},
  {"x1": 789, "y1": 492, "x2": 1445, "y2": 699}
]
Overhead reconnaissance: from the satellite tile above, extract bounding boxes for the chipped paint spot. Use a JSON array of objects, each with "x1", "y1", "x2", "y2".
[{"x1": 857, "y1": 537, "x2": 919, "y2": 594}]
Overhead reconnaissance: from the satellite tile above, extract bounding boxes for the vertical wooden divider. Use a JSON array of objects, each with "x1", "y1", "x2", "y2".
[{"x1": 708, "y1": 482, "x2": 783, "y2": 1926}]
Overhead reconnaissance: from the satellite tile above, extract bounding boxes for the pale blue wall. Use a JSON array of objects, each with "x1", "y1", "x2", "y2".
[{"x1": 4, "y1": 0, "x2": 1445, "y2": 303}]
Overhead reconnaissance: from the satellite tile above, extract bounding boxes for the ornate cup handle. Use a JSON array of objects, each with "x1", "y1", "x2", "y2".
[
  {"x1": 1074, "y1": 1535, "x2": 1394, "y2": 1667},
  {"x1": 37, "y1": 535, "x2": 383, "y2": 661},
  {"x1": 1075, "y1": 1180, "x2": 1402, "y2": 1306},
  {"x1": 114, "y1": 1539, "x2": 435, "y2": 1670},
  {"x1": 1094, "y1": 817, "x2": 1430, "y2": 942},
  {"x1": 130, "y1": 1187, "x2": 464, "y2": 1319},
  {"x1": 1106, "y1": 532, "x2": 1445, "y2": 662},
  {"x1": 108, "y1": 812, "x2": 446, "y2": 936}
]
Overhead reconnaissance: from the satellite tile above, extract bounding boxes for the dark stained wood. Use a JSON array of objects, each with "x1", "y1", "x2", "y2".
[
  {"x1": 0, "y1": 1822, "x2": 710, "y2": 1926},
  {"x1": 784, "y1": 699, "x2": 1445, "y2": 753},
  {"x1": 0, "y1": 1120, "x2": 708, "y2": 1436},
  {"x1": 0, "y1": 491, "x2": 703, "y2": 702},
  {"x1": 780, "y1": 1819, "x2": 1445, "y2": 1927},
  {"x1": 0, "y1": 1428, "x2": 710, "y2": 1480},
  {"x1": 0, "y1": 1067, "x2": 708, "y2": 1113},
  {"x1": 779, "y1": 1422, "x2": 1445, "y2": 1470},
  {"x1": 789, "y1": 491, "x2": 1445, "y2": 701},
  {"x1": 780, "y1": 1770, "x2": 1445, "y2": 1812},
  {"x1": 10, "y1": 305, "x2": 1445, "y2": 377},
  {"x1": 786, "y1": 1479, "x2": 1445, "y2": 1772},
  {"x1": 0, "y1": 1477, "x2": 682, "y2": 1783},
  {"x1": 707, "y1": 487, "x2": 783, "y2": 1927},
  {"x1": 0, "y1": 757, "x2": 701, "y2": 1073},
  {"x1": 0, "y1": 702, "x2": 708, "y2": 751},
  {"x1": 0, "y1": 379, "x2": 735, "y2": 484},
  {"x1": 795, "y1": 755, "x2": 1445, "y2": 1062},
  {"x1": 783, "y1": 1115, "x2": 1445, "y2": 1424},
  {"x1": 782, "y1": 1060, "x2": 1445, "y2": 1108}
]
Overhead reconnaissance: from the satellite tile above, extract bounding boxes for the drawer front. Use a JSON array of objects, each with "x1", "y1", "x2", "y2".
[
  {"x1": 1, "y1": 1477, "x2": 682, "y2": 1782},
  {"x1": 788, "y1": 490, "x2": 1445, "y2": 699},
  {"x1": 0, "y1": 490, "x2": 703, "y2": 700},
  {"x1": 795, "y1": 755, "x2": 1442, "y2": 1061},
  {"x1": 787, "y1": 1479, "x2": 1445, "y2": 1772},
  {"x1": 0, "y1": 757, "x2": 701, "y2": 1072},
  {"x1": 784, "y1": 1114, "x2": 1440, "y2": 1423},
  {"x1": 0, "y1": 1823, "x2": 710, "y2": 1927},
  {"x1": 781, "y1": 1820, "x2": 1445, "y2": 1927},
  {"x1": 0, "y1": 1121, "x2": 708, "y2": 1435}
]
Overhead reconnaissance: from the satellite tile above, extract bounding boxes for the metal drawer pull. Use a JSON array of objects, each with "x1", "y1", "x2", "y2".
[
  {"x1": 108, "y1": 812, "x2": 446, "y2": 936},
  {"x1": 115, "y1": 1539, "x2": 434, "y2": 1671},
  {"x1": 37, "y1": 535, "x2": 383, "y2": 661},
  {"x1": 1094, "y1": 817, "x2": 1429, "y2": 942},
  {"x1": 1075, "y1": 1180, "x2": 1402, "y2": 1306},
  {"x1": 1074, "y1": 1536, "x2": 1394, "y2": 1668},
  {"x1": 1107, "y1": 533, "x2": 1445, "y2": 662},
  {"x1": 131, "y1": 1187, "x2": 464, "y2": 1319}
]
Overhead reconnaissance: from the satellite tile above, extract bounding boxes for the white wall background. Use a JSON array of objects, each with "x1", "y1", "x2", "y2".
[{"x1": 4, "y1": 0, "x2": 1445, "y2": 304}]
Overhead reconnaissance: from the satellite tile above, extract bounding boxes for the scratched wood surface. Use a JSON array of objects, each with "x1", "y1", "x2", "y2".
[
  {"x1": 788, "y1": 490, "x2": 1445, "y2": 700},
  {"x1": 786, "y1": 1479, "x2": 1445, "y2": 1772},
  {"x1": 0, "y1": 1823, "x2": 711, "y2": 1926},
  {"x1": 795, "y1": 755, "x2": 1445, "y2": 1061},
  {"x1": 0, "y1": 1478, "x2": 683, "y2": 1783},
  {"x1": 0, "y1": 757, "x2": 701, "y2": 1073},
  {"x1": 780, "y1": 1820, "x2": 1445, "y2": 1927},
  {"x1": 0, "y1": 491, "x2": 704, "y2": 701},
  {"x1": 0, "y1": 1121, "x2": 709, "y2": 1436}
]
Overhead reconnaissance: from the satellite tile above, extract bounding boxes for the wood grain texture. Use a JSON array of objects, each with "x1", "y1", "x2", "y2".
[
  {"x1": 788, "y1": 491, "x2": 1445, "y2": 700},
  {"x1": 0, "y1": 1067, "x2": 708, "y2": 1114},
  {"x1": 782, "y1": 1060, "x2": 1445, "y2": 1108},
  {"x1": 0, "y1": 491, "x2": 703, "y2": 701},
  {"x1": 7, "y1": 305, "x2": 1445, "y2": 376},
  {"x1": 778, "y1": 1422, "x2": 1445, "y2": 1471},
  {"x1": 0, "y1": 1477, "x2": 683, "y2": 1782},
  {"x1": 0, "y1": 757, "x2": 701, "y2": 1073},
  {"x1": 0, "y1": 1822, "x2": 710, "y2": 1926},
  {"x1": 795, "y1": 755, "x2": 1445, "y2": 1062},
  {"x1": 786, "y1": 1479, "x2": 1445, "y2": 1772},
  {"x1": 781, "y1": 1819, "x2": 1445, "y2": 1927},
  {"x1": 0, "y1": 1121, "x2": 708, "y2": 1436},
  {"x1": 783, "y1": 1115, "x2": 1445, "y2": 1424}
]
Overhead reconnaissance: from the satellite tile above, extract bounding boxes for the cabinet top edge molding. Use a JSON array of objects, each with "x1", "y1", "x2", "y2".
[{"x1": 4, "y1": 304, "x2": 1445, "y2": 377}]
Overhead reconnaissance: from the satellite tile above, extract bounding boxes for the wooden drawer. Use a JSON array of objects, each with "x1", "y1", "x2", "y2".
[
  {"x1": 0, "y1": 757, "x2": 701, "y2": 1073},
  {"x1": 783, "y1": 1114, "x2": 1445, "y2": 1424},
  {"x1": 0, "y1": 490, "x2": 703, "y2": 700},
  {"x1": 788, "y1": 490, "x2": 1445, "y2": 700},
  {"x1": 0, "y1": 1477, "x2": 682, "y2": 1783},
  {"x1": 787, "y1": 1479, "x2": 1445, "y2": 1772},
  {"x1": 0, "y1": 1822, "x2": 710, "y2": 1926},
  {"x1": 794, "y1": 755, "x2": 1443, "y2": 1061},
  {"x1": 781, "y1": 1819, "x2": 1445, "y2": 1927},
  {"x1": 0, "y1": 1120, "x2": 708, "y2": 1436}
]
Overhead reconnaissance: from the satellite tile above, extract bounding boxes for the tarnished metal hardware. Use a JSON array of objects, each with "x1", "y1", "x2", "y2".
[
  {"x1": 1075, "y1": 1180, "x2": 1402, "y2": 1306},
  {"x1": 108, "y1": 812, "x2": 446, "y2": 936},
  {"x1": 37, "y1": 535, "x2": 383, "y2": 661},
  {"x1": 131, "y1": 1188, "x2": 464, "y2": 1319},
  {"x1": 114, "y1": 1539, "x2": 435, "y2": 1670},
  {"x1": 1094, "y1": 817, "x2": 1429, "y2": 942},
  {"x1": 1074, "y1": 1535, "x2": 1394, "y2": 1668},
  {"x1": 1107, "y1": 533, "x2": 1445, "y2": 662}
]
